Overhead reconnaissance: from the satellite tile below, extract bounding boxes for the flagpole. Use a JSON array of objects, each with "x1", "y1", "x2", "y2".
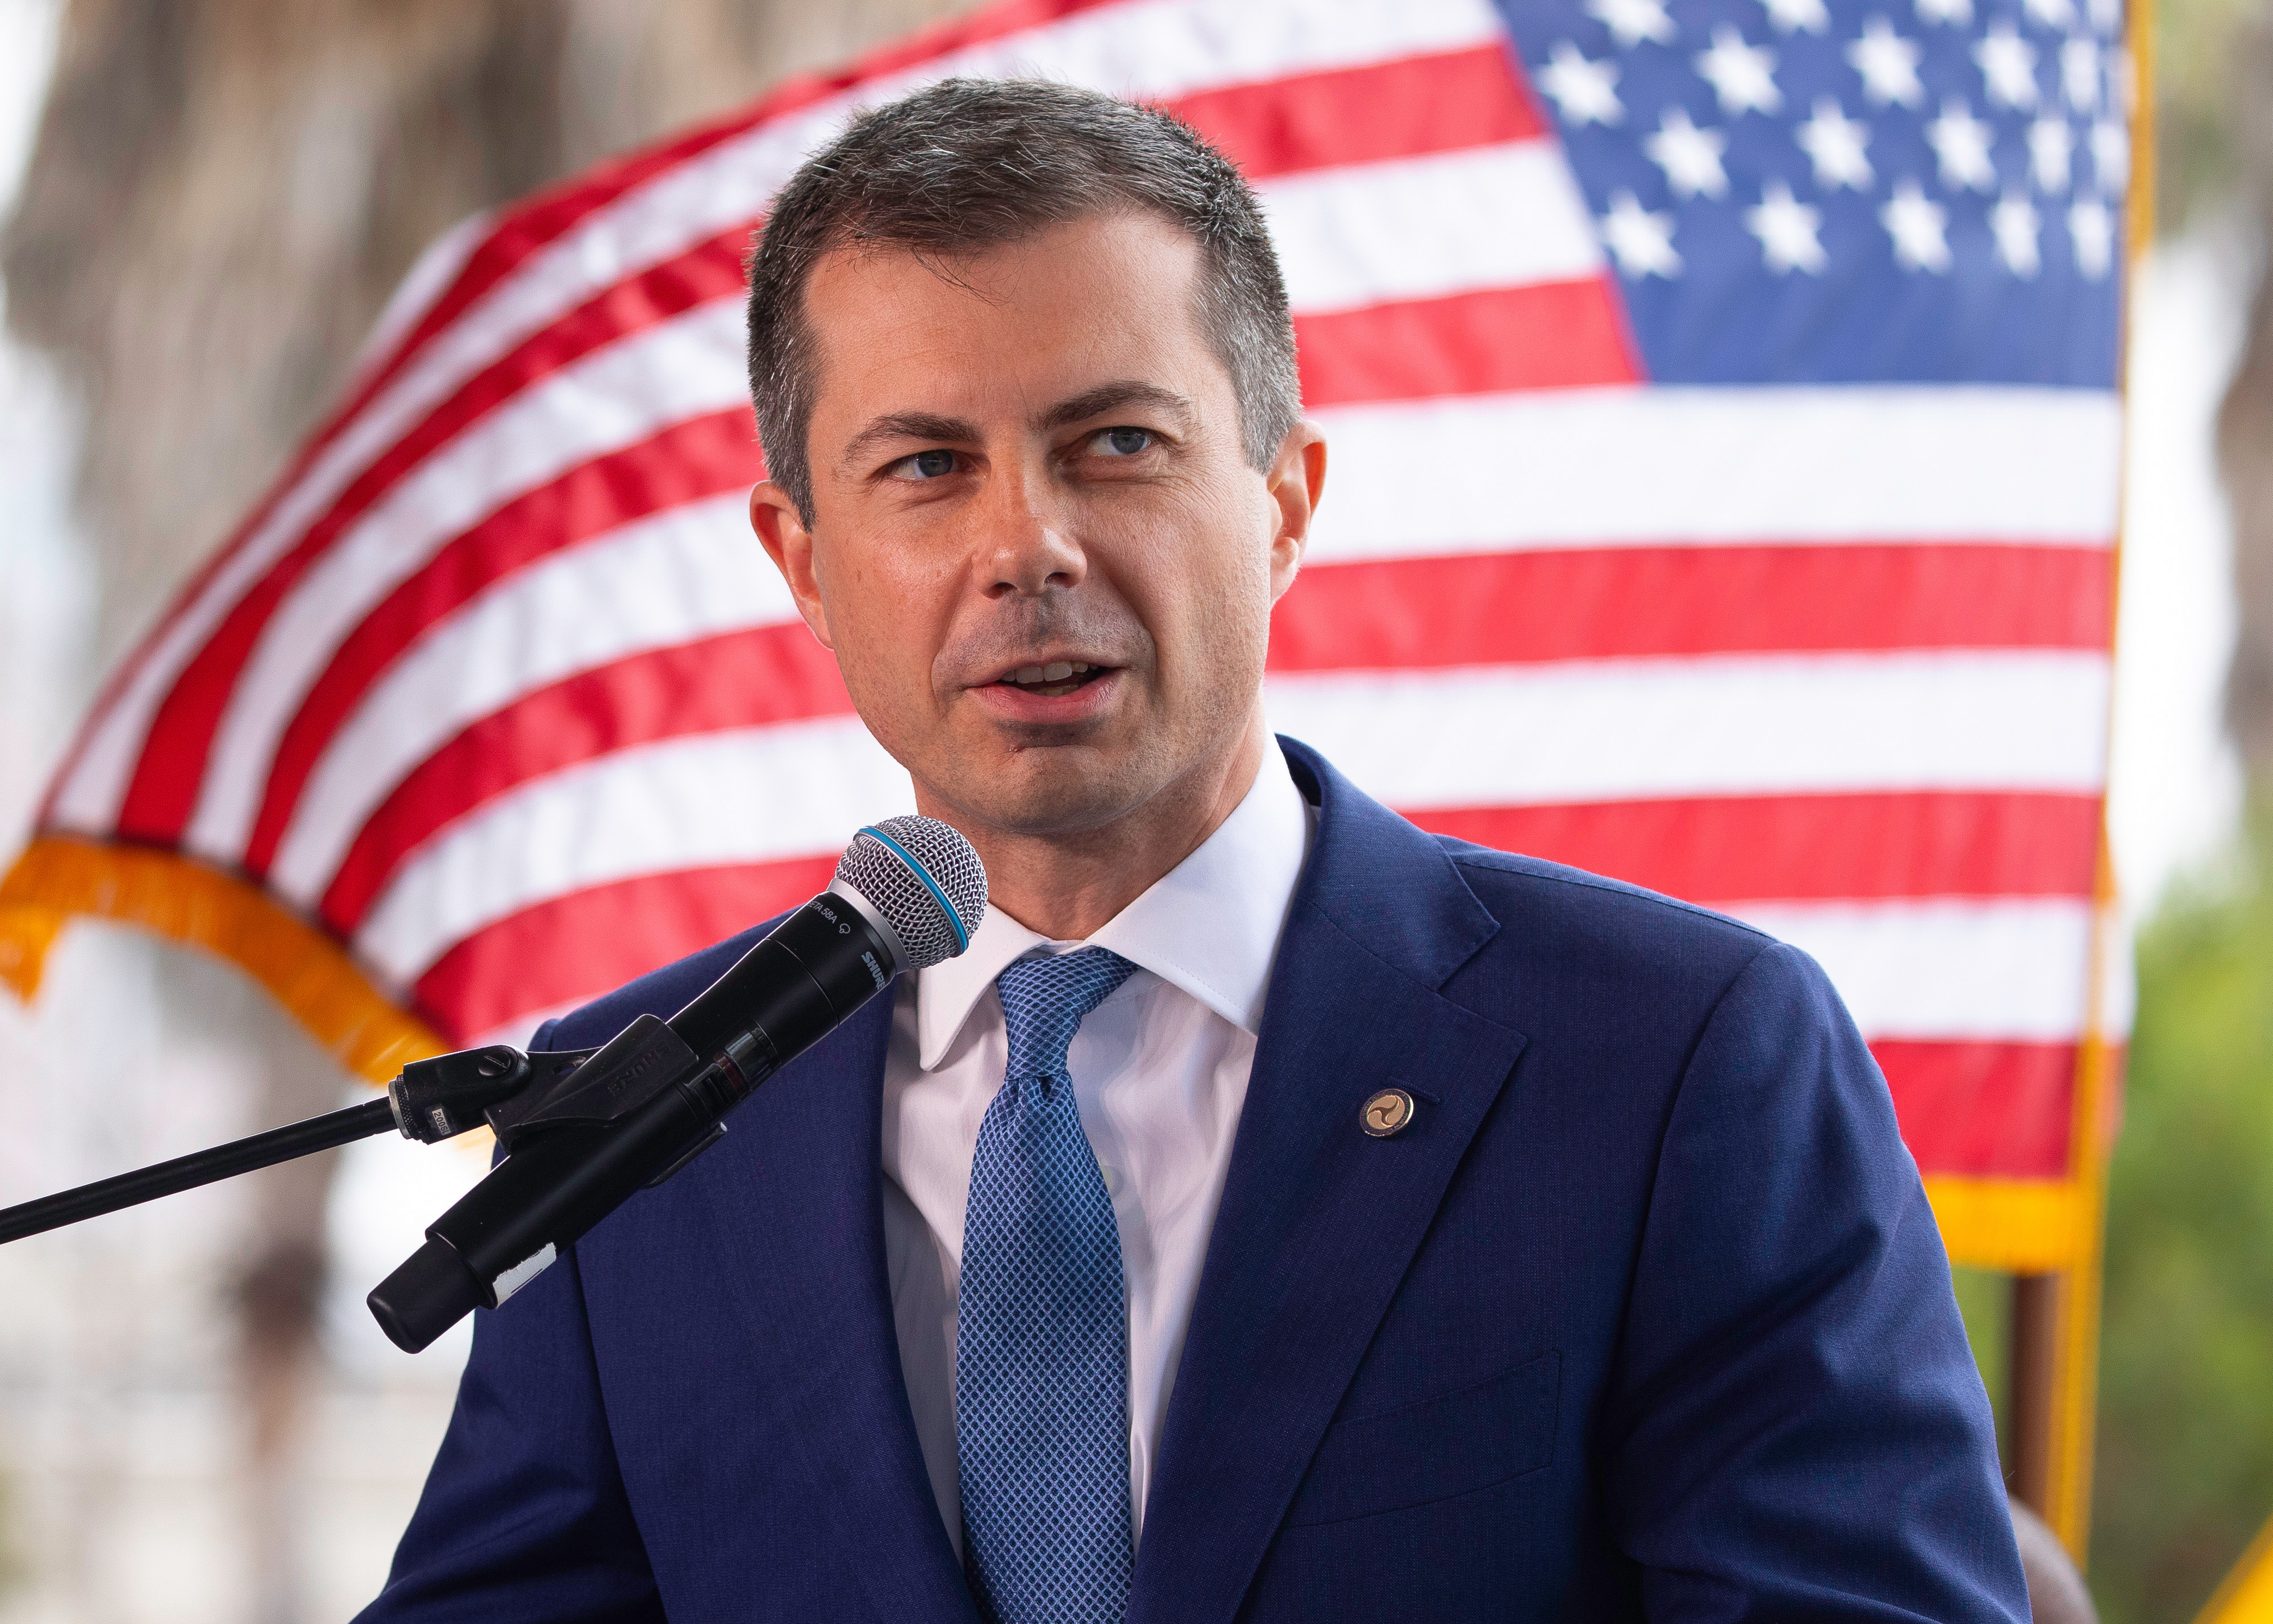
[{"x1": 2005, "y1": 0, "x2": 2159, "y2": 1556}]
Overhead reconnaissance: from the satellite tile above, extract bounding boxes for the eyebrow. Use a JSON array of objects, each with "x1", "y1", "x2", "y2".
[
  {"x1": 838, "y1": 411, "x2": 980, "y2": 476},
  {"x1": 836, "y1": 381, "x2": 1198, "y2": 475},
  {"x1": 1036, "y1": 381, "x2": 1196, "y2": 432}
]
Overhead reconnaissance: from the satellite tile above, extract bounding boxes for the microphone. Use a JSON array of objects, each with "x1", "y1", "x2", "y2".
[{"x1": 367, "y1": 817, "x2": 986, "y2": 1353}]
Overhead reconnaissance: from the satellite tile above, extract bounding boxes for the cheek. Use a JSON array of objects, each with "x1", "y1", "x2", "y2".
[
  {"x1": 1140, "y1": 486, "x2": 1277, "y2": 685},
  {"x1": 815, "y1": 539, "x2": 951, "y2": 702}
]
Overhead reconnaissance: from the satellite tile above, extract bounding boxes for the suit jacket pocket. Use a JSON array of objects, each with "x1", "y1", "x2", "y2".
[{"x1": 1284, "y1": 1351, "x2": 1560, "y2": 1527}]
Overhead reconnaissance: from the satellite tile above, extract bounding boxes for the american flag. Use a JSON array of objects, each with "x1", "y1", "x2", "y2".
[{"x1": 0, "y1": 0, "x2": 2129, "y2": 1268}]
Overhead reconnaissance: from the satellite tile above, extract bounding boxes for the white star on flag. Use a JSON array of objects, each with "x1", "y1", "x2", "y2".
[
  {"x1": 1926, "y1": 99, "x2": 1998, "y2": 191},
  {"x1": 1599, "y1": 189, "x2": 1684, "y2": 276},
  {"x1": 2029, "y1": 116, "x2": 2074, "y2": 190},
  {"x1": 1796, "y1": 97, "x2": 1875, "y2": 189},
  {"x1": 1645, "y1": 106, "x2": 1731, "y2": 198},
  {"x1": 1588, "y1": 0, "x2": 1677, "y2": 48},
  {"x1": 1882, "y1": 177, "x2": 1953, "y2": 270},
  {"x1": 1763, "y1": 0, "x2": 1831, "y2": 34},
  {"x1": 2022, "y1": 0, "x2": 2076, "y2": 28},
  {"x1": 2092, "y1": 119, "x2": 2130, "y2": 191},
  {"x1": 1991, "y1": 191, "x2": 2042, "y2": 275},
  {"x1": 2062, "y1": 38, "x2": 2102, "y2": 108},
  {"x1": 1696, "y1": 26, "x2": 1783, "y2": 115},
  {"x1": 1975, "y1": 23, "x2": 2040, "y2": 109},
  {"x1": 1745, "y1": 180, "x2": 1828, "y2": 272},
  {"x1": 2069, "y1": 196, "x2": 2114, "y2": 277},
  {"x1": 1914, "y1": 0, "x2": 1974, "y2": 25},
  {"x1": 1849, "y1": 17, "x2": 1926, "y2": 107},
  {"x1": 1540, "y1": 40, "x2": 1625, "y2": 124}
]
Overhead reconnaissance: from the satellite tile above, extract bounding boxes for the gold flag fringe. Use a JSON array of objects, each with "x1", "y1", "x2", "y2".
[
  {"x1": 1921, "y1": 1175, "x2": 2093, "y2": 1276},
  {"x1": 0, "y1": 835, "x2": 443, "y2": 1085}
]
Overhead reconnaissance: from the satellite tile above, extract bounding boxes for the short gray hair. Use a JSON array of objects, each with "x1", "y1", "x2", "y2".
[{"x1": 744, "y1": 78, "x2": 1302, "y2": 524}]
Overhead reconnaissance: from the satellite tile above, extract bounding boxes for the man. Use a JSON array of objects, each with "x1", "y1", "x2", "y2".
[{"x1": 362, "y1": 81, "x2": 2029, "y2": 1622}]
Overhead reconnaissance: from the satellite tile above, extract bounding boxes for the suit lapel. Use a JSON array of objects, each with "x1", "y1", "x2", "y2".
[
  {"x1": 1129, "y1": 742, "x2": 1529, "y2": 1624},
  {"x1": 680, "y1": 995, "x2": 980, "y2": 1624}
]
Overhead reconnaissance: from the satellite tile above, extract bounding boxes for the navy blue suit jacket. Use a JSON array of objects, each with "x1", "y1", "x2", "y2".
[{"x1": 361, "y1": 739, "x2": 2028, "y2": 1622}]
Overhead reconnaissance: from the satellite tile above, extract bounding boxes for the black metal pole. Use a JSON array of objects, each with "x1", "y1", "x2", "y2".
[{"x1": 0, "y1": 1096, "x2": 399, "y2": 1244}]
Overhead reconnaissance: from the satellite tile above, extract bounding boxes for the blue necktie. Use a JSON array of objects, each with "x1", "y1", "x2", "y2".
[{"x1": 958, "y1": 947, "x2": 1139, "y2": 1624}]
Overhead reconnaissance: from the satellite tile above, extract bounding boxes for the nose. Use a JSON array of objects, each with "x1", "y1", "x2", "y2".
[{"x1": 979, "y1": 468, "x2": 1086, "y2": 599}]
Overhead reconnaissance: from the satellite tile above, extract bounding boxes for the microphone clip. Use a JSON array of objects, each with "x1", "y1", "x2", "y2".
[
  {"x1": 387, "y1": 1043, "x2": 594, "y2": 1144},
  {"x1": 481, "y1": 1014, "x2": 703, "y2": 1151}
]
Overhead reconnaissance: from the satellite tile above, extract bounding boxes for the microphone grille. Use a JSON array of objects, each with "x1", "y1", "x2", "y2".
[{"x1": 835, "y1": 816, "x2": 988, "y2": 970}]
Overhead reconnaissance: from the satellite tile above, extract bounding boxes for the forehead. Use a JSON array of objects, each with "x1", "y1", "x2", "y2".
[{"x1": 799, "y1": 211, "x2": 1230, "y2": 430}]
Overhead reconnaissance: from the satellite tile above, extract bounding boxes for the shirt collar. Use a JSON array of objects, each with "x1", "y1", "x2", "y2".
[{"x1": 913, "y1": 742, "x2": 1314, "y2": 1069}]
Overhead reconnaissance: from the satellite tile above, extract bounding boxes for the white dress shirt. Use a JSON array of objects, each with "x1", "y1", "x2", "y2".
[{"x1": 879, "y1": 744, "x2": 1314, "y2": 1554}]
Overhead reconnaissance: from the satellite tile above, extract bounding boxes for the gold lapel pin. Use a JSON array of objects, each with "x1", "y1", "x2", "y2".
[{"x1": 1360, "y1": 1086, "x2": 1417, "y2": 1138}]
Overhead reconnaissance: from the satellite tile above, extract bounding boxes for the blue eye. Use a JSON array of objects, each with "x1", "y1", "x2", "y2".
[
  {"x1": 904, "y1": 449, "x2": 956, "y2": 478},
  {"x1": 1097, "y1": 427, "x2": 1151, "y2": 456}
]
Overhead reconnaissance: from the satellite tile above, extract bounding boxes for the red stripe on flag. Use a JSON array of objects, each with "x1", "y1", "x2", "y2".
[
  {"x1": 319, "y1": 627, "x2": 850, "y2": 932},
  {"x1": 362, "y1": 35, "x2": 1543, "y2": 456},
  {"x1": 86, "y1": 40, "x2": 1577, "y2": 840},
  {"x1": 63, "y1": 0, "x2": 1148, "y2": 782},
  {"x1": 1876, "y1": 1039, "x2": 2076, "y2": 1180},
  {"x1": 411, "y1": 899, "x2": 2102, "y2": 1108},
  {"x1": 347, "y1": 0, "x2": 1136, "y2": 413},
  {"x1": 115, "y1": 236, "x2": 751, "y2": 844},
  {"x1": 243, "y1": 411, "x2": 763, "y2": 878},
  {"x1": 1405, "y1": 793, "x2": 2101, "y2": 902},
  {"x1": 1269, "y1": 544, "x2": 2115, "y2": 669},
  {"x1": 1294, "y1": 280, "x2": 1638, "y2": 405},
  {"x1": 413, "y1": 856, "x2": 838, "y2": 1043},
  {"x1": 1168, "y1": 46, "x2": 1542, "y2": 179}
]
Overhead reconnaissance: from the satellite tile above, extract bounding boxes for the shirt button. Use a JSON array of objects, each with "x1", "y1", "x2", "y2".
[{"x1": 1100, "y1": 1164, "x2": 1123, "y2": 1195}]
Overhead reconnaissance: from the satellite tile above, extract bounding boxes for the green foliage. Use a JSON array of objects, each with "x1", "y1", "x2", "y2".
[
  {"x1": 1954, "y1": 1265, "x2": 2013, "y2": 1464},
  {"x1": 2091, "y1": 828, "x2": 2273, "y2": 1622},
  {"x1": 2155, "y1": 0, "x2": 2259, "y2": 233}
]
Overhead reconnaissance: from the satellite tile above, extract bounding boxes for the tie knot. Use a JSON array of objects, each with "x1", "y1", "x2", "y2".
[{"x1": 994, "y1": 947, "x2": 1137, "y2": 1082}]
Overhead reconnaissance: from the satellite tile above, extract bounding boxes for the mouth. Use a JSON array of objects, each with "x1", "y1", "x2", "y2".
[{"x1": 988, "y1": 659, "x2": 1112, "y2": 699}]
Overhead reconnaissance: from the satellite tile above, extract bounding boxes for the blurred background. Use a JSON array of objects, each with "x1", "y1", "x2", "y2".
[{"x1": 0, "y1": 0, "x2": 2257, "y2": 1618}]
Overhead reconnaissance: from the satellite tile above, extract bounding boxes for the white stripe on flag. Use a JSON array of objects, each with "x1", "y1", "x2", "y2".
[
  {"x1": 355, "y1": 718, "x2": 914, "y2": 985},
  {"x1": 947, "y1": 0, "x2": 1505, "y2": 100},
  {"x1": 270, "y1": 493, "x2": 791, "y2": 905},
  {"x1": 1306, "y1": 386, "x2": 2125, "y2": 560},
  {"x1": 1264, "y1": 649, "x2": 2111, "y2": 805},
  {"x1": 185, "y1": 301, "x2": 752, "y2": 867},
  {"x1": 1727, "y1": 898, "x2": 2095, "y2": 1042},
  {"x1": 165, "y1": 365, "x2": 2128, "y2": 870},
  {"x1": 1258, "y1": 141, "x2": 1600, "y2": 314},
  {"x1": 48, "y1": 0, "x2": 1506, "y2": 838},
  {"x1": 175, "y1": 150, "x2": 1635, "y2": 865}
]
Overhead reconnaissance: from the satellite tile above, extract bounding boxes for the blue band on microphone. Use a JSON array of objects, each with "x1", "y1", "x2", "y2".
[{"x1": 859, "y1": 825, "x2": 968, "y2": 953}]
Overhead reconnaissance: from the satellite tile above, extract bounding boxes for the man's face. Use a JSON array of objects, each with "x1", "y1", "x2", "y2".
[{"x1": 751, "y1": 211, "x2": 1322, "y2": 844}]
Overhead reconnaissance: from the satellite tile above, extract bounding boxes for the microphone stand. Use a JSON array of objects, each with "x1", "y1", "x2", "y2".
[
  {"x1": 0, "y1": 1042, "x2": 592, "y2": 1246},
  {"x1": 0, "y1": 1096, "x2": 399, "y2": 1244}
]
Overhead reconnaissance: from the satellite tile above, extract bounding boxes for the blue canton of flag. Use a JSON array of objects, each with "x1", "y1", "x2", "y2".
[{"x1": 1494, "y1": 0, "x2": 2128, "y2": 384}]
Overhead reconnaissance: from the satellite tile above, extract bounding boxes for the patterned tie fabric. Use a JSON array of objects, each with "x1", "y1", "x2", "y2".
[{"x1": 958, "y1": 947, "x2": 1140, "y2": 1624}]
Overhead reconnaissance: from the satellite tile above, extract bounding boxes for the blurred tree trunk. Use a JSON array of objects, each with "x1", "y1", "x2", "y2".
[
  {"x1": 1, "y1": 3, "x2": 968, "y2": 1618},
  {"x1": 4, "y1": 0, "x2": 972, "y2": 665}
]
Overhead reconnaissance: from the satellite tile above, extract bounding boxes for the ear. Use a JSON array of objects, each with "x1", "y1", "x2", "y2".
[
  {"x1": 750, "y1": 480, "x2": 835, "y2": 649},
  {"x1": 1263, "y1": 421, "x2": 1327, "y2": 606}
]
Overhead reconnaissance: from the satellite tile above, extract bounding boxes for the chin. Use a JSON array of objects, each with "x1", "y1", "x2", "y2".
[{"x1": 947, "y1": 752, "x2": 1156, "y2": 840}]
